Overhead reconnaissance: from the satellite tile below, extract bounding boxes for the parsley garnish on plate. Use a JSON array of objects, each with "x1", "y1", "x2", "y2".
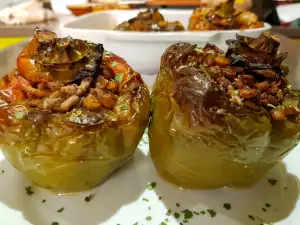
[
  {"x1": 142, "y1": 198, "x2": 149, "y2": 202},
  {"x1": 223, "y1": 203, "x2": 231, "y2": 210},
  {"x1": 268, "y1": 179, "x2": 277, "y2": 186},
  {"x1": 207, "y1": 209, "x2": 217, "y2": 217},
  {"x1": 85, "y1": 194, "x2": 94, "y2": 202},
  {"x1": 133, "y1": 222, "x2": 138, "y2": 225},
  {"x1": 1, "y1": 170, "x2": 4, "y2": 173},
  {"x1": 248, "y1": 215, "x2": 255, "y2": 220},
  {"x1": 52, "y1": 222, "x2": 59, "y2": 225},
  {"x1": 25, "y1": 186, "x2": 34, "y2": 196},
  {"x1": 265, "y1": 203, "x2": 271, "y2": 208},
  {"x1": 147, "y1": 182, "x2": 156, "y2": 190},
  {"x1": 145, "y1": 216, "x2": 152, "y2": 221},
  {"x1": 57, "y1": 207, "x2": 64, "y2": 213},
  {"x1": 200, "y1": 210, "x2": 205, "y2": 215},
  {"x1": 166, "y1": 209, "x2": 172, "y2": 216},
  {"x1": 193, "y1": 211, "x2": 199, "y2": 215},
  {"x1": 42, "y1": 199, "x2": 46, "y2": 203},
  {"x1": 160, "y1": 222, "x2": 167, "y2": 225},
  {"x1": 183, "y1": 220, "x2": 188, "y2": 223},
  {"x1": 182, "y1": 209, "x2": 193, "y2": 219},
  {"x1": 174, "y1": 212, "x2": 180, "y2": 219},
  {"x1": 176, "y1": 203, "x2": 180, "y2": 207},
  {"x1": 262, "y1": 207, "x2": 267, "y2": 212}
]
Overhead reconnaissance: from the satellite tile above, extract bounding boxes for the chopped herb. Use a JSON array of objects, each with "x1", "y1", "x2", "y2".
[
  {"x1": 147, "y1": 182, "x2": 156, "y2": 190},
  {"x1": 142, "y1": 198, "x2": 149, "y2": 202},
  {"x1": 174, "y1": 212, "x2": 180, "y2": 219},
  {"x1": 1, "y1": 170, "x2": 4, "y2": 173},
  {"x1": 176, "y1": 203, "x2": 180, "y2": 207},
  {"x1": 145, "y1": 216, "x2": 152, "y2": 221},
  {"x1": 159, "y1": 196, "x2": 162, "y2": 200},
  {"x1": 233, "y1": 90, "x2": 239, "y2": 95},
  {"x1": 42, "y1": 199, "x2": 46, "y2": 203},
  {"x1": 180, "y1": 223, "x2": 183, "y2": 225},
  {"x1": 25, "y1": 186, "x2": 34, "y2": 196},
  {"x1": 248, "y1": 215, "x2": 255, "y2": 221},
  {"x1": 166, "y1": 209, "x2": 172, "y2": 216},
  {"x1": 85, "y1": 194, "x2": 94, "y2": 202},
  {"x1": 223, "y1": 203, "x2": 231, "y2": 210},
  {"x1": 57, "y1": 207, "x2": 64, "y2": 213},
  {"x1": 148, "y1": 206, "x2": 151, "y2": 210},
  {"x1": 133, "y1": 223, "x2": 138, "y2": 225},
  {"x1": 193, "y1": 211, "x2": 199, "y2": 215},
  {"x1": 200, "y1": 210, "x2": 205, "y2": 215},
  {"x1": 111, "y1": 61, "x2": 118, "y2": 67},
  {"x1": 15, "y1": 112, "x2": 25, "y2": 119},
  {"x1": 265, "y1": 203, "x2": 271, "y2": 208},
  {"x1": 183, "y1": 220, "x2": 188, "y2": 223},
  {"x1": 115, "y1": 73, "x2": 124, "y2": 83},
  {"x1": 121, "y1": 104, "x2": 129, "y2": 110},
  {"x1": 207, "y1": 209, "x2": 217, "y2": 217},
  {"x1": 52, "y1": 222, "x2": 59, "y2": 225},
  {"x1": 182, "y1": 209, "x2": 193, "y2": 219},
  {"x1": 284, "y1": 186, "x2": 288, "y2": 190},
  {"x1": 262, "y1": 208, "x2": 267, "y2": 212},
  {"x1": 268, "y1": 179, "x2": 277, "y2": 186},
  {"x1": 165, "y1": 218, "x2": 169, "y2": 222},
  {"x1": 160, "y1": 222, "x2": 167, "y2": 225}
]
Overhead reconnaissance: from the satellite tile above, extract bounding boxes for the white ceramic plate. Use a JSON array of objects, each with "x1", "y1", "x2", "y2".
[
  {"x1": 0, "y1": 131, "x2": 299, "y2": 225},
  {"x1": 0, "y1": 34, "x2": 299, "y2": 225}
]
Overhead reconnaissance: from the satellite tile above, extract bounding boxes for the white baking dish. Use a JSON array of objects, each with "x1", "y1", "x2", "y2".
[{"x1": 60, "y1": 9, "x2": 271, "y2": 75}]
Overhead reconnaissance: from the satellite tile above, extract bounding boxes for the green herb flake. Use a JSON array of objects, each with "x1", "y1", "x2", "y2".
[
  {"x1": 52, "y1": 222, "x2": 59, "y2": 225},
  {"x1": 160, "y1": 222, "x2": 167, "y2": 225},
  {"x1": 115, "y1": 73, "x2": 124, "y2": 83},
  {"x1": 42, "y1": 199, "x2": 46, "y2": 203},
  {"x1": 265, "y1": 203, "x2": 271, "y2": 208},
  {"x1": 111, "y1": 61, "x2": 118, "y2": 67},
  {"x1": 200, "y1": 210, "x2": 206, "y2": 215},
  {"x1": 183, "y1": 220, "x2": 188, "y2": 223},
  {"x1": 233, "y1": 90, "x2": 239, "y2": 95},
  {"x1": 166, "y1": 209, "x2": 172, "y2": 216},
  {"x1": 223, "y1": 203, "x2": 231, "y2": 210},
  {"x1": 159, "y1": 196, "x2": 162, "y2": 200},
  {"x1": 85, "y1": 194, "x2": 94, "y2": 202},
  {"x1": 268, "y1": 179, "x2": 277, "y2": 186},
  {"x1": 180, "y1": 223, "x2": 183, "y2": 225},
  {"x1": 147, "y1": 182, "x2": 157, "y2": 190},
  {"x1": 145, "y1": 216, "x2": 152, "y2": 221},
  {"x1": 207, "y1": 209, "x2": 217, "y2": 218},
  {"x1": 148, "y1": 206, "x2": 151, "y2": 210},
  {"x1": 1, "y1": 170, "x2": 4, "y2": 173},
  {"x1": 121, "y1": 104, "x2": 129, "y2": 110},
  {"x1": 165, "y1": 218, "x2": 169, "y2": 222},
  {"x1": 182, "y1": 209, "x2": 193, "y2": 220},
  {"x1": 57, "y1": 207, "x2": 64, "y2": 213},
  {"x1": 133, "y1": 223, "x2": 138, "y2": 225},
  {"x1": 25, "y1": 186, "x2": 34, "y2": 196},
  {"x1": 262, "y1": 208, "x2": 267, "y2": 212},
  {"x1": 174, "y1": 212, "x2": 180, "y2": 219},
  {"x1": 193, "y1": 211, "x2": 199, "y2": 215},
  {"x1": 248, "y1": 215, "x2": 255, "y2": 221},
  {"x1": 15, "y1": 112, "x2": 25, "y2": 120},
  {"x1": 284, "y1": 186, "x2": 288, "y2": 190},
  {"x1": 142, "y1": 198, "x2": 149, "y2": 202},
  {"x1": 176, "y1": 203, "x2": 180, "y2": 207}
]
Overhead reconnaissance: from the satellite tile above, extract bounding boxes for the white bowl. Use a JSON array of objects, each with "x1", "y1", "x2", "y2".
[{"x1": 60, "y1": 9, "x2": 271, "y2": 75}]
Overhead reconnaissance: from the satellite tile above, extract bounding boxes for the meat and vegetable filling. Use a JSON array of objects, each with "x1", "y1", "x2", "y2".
[{"x1": 115, "y1": 9, "x2": 185, "y2": 32}]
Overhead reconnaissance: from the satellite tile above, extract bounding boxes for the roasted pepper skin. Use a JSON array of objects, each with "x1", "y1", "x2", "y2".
[{"x1": 149, "y1": 37, "x2": 300, "y2": 189}]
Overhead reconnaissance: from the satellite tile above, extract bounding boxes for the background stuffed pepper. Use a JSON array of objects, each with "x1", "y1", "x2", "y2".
[{"x1": 0, "y1": 28, "x2": 150, "y2": 193}]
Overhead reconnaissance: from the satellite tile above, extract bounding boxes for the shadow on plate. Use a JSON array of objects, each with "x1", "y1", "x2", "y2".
[
  {"x1": 149, "y1": 161, "x2": 300, "y2": 225},
  {"x1": 0, "y1": 150, "x2": 149, "y2": 225}
]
